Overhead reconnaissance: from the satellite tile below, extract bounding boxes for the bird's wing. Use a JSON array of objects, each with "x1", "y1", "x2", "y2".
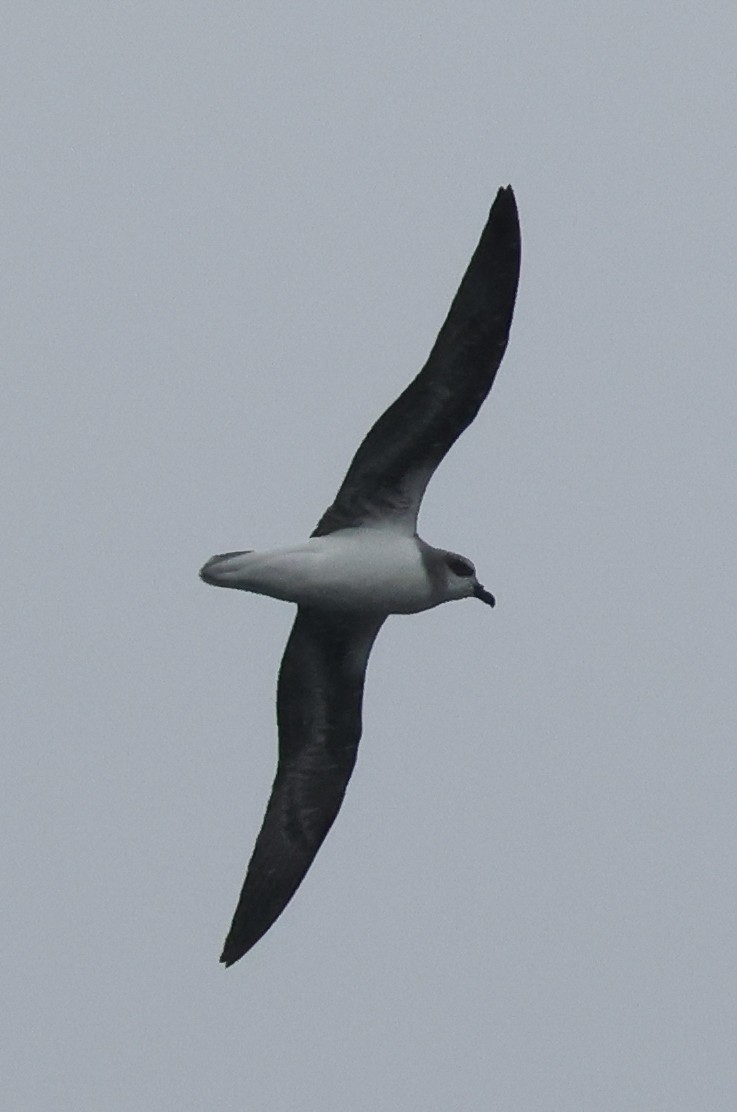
[
  {"x1": 220, "y1": 606, "x2": 384, "y2": 966},
  {"x1": 312, "y1": 185, "x2": 521, "y2": 537}
]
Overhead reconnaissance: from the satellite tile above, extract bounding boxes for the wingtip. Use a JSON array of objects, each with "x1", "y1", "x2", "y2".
[
  {"x1": 486, "y1": 184, "x2": 521, "y2": 262},
  {"x1": 219, "y1": 945, "x2": 241, "y2": 969},
  {"x1": 219, "y1": 925, "x2": 262, "y2": 967},
  {"x1": 492, "y1": 183, "x2": 518, "y2": 216}
]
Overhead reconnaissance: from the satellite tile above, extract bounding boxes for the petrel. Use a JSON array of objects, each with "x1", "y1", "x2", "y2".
[{"x1": 200, "y1": 186, "x2": 521, "y2": 966}]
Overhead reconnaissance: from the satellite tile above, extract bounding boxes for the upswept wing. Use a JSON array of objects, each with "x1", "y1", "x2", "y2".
[
  {"x1": 220, "y1": 607, "x2": 383, "y2": 966},
  {"x1": 313, "y1": 186, "x2": 521, "y2": 537}
]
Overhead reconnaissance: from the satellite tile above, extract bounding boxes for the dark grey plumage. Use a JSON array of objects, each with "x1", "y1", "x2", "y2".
[
  {"x1": 313, "y1": 186, "x2": 521, "y2": 536},
  {"x1": 218, "y1": 187, "x2": 521, "y2": 966},
  {"x1": 220, "y1": 610, "x2": 383, "y2": 966}
]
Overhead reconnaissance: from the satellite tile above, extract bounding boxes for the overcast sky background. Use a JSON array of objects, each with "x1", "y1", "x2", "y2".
[{"x1": 3, "y1": 3, "x2": 736, "y2": 1109}]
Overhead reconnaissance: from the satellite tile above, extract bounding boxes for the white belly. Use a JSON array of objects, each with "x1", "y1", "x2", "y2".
[{"x1": 205, "y1": 530, "x2": 436, "y2": 613}]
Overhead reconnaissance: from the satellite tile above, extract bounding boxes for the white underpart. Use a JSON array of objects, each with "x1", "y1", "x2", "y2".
[{"x1": 203, "y1": 529, "x2": 441, "y2": 613}]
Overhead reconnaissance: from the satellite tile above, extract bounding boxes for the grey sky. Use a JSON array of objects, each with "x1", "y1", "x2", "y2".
[{"x1": 3, "y1": 2, "x2": 736, "y2": 1109}]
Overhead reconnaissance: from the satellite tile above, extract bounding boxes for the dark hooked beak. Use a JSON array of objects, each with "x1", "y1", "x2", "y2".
[{"x1": 473, "y1": 583, "x2": 496, "y2": 607}]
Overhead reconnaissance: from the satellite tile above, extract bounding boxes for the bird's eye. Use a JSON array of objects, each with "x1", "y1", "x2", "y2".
[{"x1": 447, "y1": 556, "x2": 474, "y2": 577}]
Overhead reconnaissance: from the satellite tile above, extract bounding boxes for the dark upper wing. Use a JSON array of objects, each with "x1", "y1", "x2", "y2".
[
  {"x1": 220, "y1": 607, "x2": 384, "y2": 966},
  {"x1": 313, "y1": 186, "x2": 521, "y2": 537}
]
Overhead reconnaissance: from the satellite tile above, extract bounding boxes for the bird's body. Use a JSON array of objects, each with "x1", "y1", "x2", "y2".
[
  {"x1": 202, "y1": 532, "x2": 479, "y2": 613},
  {"x1": 200, "y1": 186, "x2": 522, "y2": 966}
]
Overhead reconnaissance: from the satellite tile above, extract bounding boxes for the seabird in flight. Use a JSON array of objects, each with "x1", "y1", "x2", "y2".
[{"x1": 200, "y1": 185, "x2": 521, "y2": 966}]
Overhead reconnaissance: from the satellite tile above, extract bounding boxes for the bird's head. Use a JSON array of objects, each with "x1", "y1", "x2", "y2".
[{"x1": 442, "y1": 552, "x2": 495, "y2": 607}]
